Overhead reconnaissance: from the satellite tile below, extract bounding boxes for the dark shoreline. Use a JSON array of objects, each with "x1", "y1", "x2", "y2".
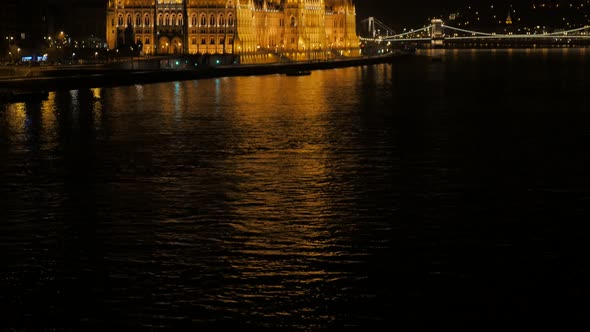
[{"x1": 0, "y1": 53, "x2": 403, "y2": 92}]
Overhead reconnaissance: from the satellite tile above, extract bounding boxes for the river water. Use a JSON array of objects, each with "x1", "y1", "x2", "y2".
[{"x1": 2, "y1": 49, "x2": 590, "y2": 329}]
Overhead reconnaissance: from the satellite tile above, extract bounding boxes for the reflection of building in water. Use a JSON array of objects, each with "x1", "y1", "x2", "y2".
[{"x1": 106, "y1": 0, "x2": 360, "y2": 62}]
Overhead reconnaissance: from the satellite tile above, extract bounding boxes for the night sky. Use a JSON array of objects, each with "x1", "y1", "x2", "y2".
[
  {"x1": 65, "y1": 1, "x2": 539, "y2": 30},
  {"x1": 355, "y1": 1, "x2": 498, "y2": 28},
  {"x1": 70, "y1": 0, "x2": 460, "y2": 21},
  {"x1": 356, "y1": 1, "x2": 563, "y2": 29}
]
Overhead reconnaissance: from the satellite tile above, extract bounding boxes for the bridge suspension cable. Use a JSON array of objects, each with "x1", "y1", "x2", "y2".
[
  {"x1": 446, "y1": 34, "x2": 590, "y2": 40},
  {"x1": 372, "y1": 18, "x2": 396, "y2": 37},
  {"x1": 386, "y1": 25, "x2": 433, "y2": 39},
  {"x1": 441, "y1": 25, "x2": 493, "y2": 36},
  {"x1": 360, "y1": 17, "x2": 396, "y2": 38},
  {"x1": 547, "y1": 25, "x2": 590, "y2": 36}
]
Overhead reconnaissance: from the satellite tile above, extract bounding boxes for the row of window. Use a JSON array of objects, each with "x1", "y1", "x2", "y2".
[
  {"x1": 191, "y1": 37, "x2": 234, "y2": 45},
  {"x1": 115, "y1": 13, "x2": 235, "y2": 28},
  {"x1": 131, "y1": 37, "x2": 236, "y2": 46},
  {"x1": 191, "y1": 14, "x2": 235, "y2": 27},
  {"x1": 191, "y1": 29, "x2": 234, "y2": 34},
  {"x1": 333, "y1": 20, "x2": 346, "y2": 28},
  {"x1": 113, "y1": 12, "x2": 347, "y2": 29}
]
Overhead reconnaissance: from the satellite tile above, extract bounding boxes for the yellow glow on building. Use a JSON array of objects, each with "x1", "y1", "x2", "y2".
[
  {"x1": 106, "y1": 0, "x2": 360, "y2": 63},
  {"x1": 506, "y1": 12, "x2": 513, "y2": 25}
]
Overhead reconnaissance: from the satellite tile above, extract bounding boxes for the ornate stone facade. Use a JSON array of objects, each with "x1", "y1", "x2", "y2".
[{"x1": 106, "y1": 0, "x2": 360, "y2": 62}]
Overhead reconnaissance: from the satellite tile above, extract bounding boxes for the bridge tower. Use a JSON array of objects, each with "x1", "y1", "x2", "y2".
[
  {"x1": 431, "y1": 19, "x2": 444, "y2": 47},
  {"x1": 367, "y1": 17, "x2": 376, "y2": 38}
]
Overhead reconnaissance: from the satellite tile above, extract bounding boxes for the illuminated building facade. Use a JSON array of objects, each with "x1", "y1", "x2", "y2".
[{"x1": 106, "y1": 0, "x2": 360, "y2": 62}]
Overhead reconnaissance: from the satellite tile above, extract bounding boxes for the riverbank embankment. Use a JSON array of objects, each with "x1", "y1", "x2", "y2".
[{"x1": 0, "y1": 53, "x2": 405, "y2": 92}]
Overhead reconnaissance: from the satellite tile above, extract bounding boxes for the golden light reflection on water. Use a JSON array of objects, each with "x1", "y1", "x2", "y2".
[
  {"x1": 205, "y1": 73, "x2": 354, "y2": 304},
  {"x1": 40, "y1": 92, "x2": 58, "y2": 149},
  {"x1": 91, "y1": 88, "x2": 104, "y2": 126},
  {"x1": 4, "y1": 102, "x2": 27, "y2": 138},
  {"x1": 92, "y1": 88, "x2": 102, "y2": 100},
  {"x1": 2, "y1": 93, "x2": 58, "y2": 152}
]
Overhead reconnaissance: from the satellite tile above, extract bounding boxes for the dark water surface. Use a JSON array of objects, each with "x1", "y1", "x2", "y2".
[{"x1": 2, "y1": 49, "x2": 590, "y2": 329}]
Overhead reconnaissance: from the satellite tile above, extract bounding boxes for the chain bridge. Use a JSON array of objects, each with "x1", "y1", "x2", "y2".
[{"x1": 360, "y1": 17, "x2": 590, "y2": 47}]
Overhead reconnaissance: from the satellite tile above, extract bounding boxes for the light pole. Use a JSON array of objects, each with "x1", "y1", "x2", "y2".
[{"x1": 72, "y1": 52, "x2": 75, "y2": 64}]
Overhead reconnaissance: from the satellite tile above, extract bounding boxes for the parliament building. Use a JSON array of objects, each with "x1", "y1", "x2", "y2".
[{"x1": 106, "y1": 0, "x2": 360, "y2": 63}]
